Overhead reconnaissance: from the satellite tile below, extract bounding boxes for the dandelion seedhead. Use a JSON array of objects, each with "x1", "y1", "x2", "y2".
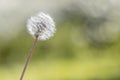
[
  {"x1": 27, "y1": 12, "x2": 56, "y2": 40},
  {"x1": 20, "y1": 12, "x2": 56, "y2": 80}
]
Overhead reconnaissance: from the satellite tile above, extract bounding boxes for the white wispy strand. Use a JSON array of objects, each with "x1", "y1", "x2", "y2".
[{"x1": 27, "y1": 12, "x2": 56, "y2": 40}]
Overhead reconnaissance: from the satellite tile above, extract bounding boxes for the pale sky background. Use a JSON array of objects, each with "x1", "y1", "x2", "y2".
[{"x1": 0, "y1": 0, "x2": 120, "y2": 41}]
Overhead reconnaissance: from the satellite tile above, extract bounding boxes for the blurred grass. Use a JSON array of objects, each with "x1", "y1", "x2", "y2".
[
  {"x1": 0, "y1": 22, "x2": 120, "y2": 80},
  {"x1": 0, "y1": 58, "x2": 119, "y2": 80}
]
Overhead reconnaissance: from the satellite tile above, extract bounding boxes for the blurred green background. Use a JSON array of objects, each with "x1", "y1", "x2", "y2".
[{"x1": 0, "y1": 0, "x2": 120, "y2": 80}]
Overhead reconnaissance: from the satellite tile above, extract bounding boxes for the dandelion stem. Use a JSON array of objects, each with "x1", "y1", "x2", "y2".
[{"x1": 20, "y1": 36, "x2": 38, "y2": 80}]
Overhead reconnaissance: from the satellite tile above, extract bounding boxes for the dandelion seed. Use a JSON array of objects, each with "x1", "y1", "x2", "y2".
[{"x1": 27, "y1": 12, "x2": 56, "y2": 40}]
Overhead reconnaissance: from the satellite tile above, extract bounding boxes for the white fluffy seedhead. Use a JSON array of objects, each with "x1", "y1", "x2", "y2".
[{"x1": 27, "y1": 12, "x2": 56, "y2": 40}]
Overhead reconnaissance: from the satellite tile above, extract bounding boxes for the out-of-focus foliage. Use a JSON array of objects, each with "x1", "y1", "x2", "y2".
[
  {"x1": 0, "y1": 0, "x2": 120, "y2": 80},
  {"x1": 0, "y1": 22, "x2": 120, "y2": 80}
]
